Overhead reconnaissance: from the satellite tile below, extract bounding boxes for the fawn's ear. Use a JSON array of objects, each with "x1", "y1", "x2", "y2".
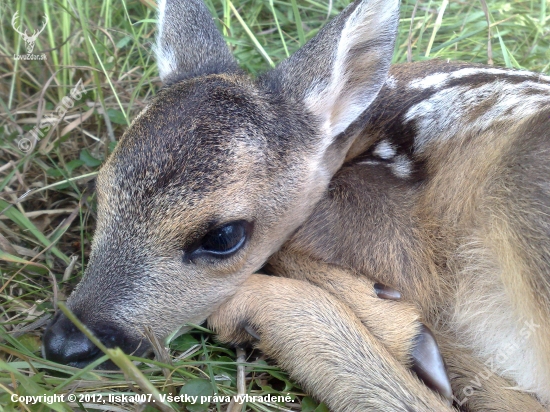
[
  {"x1": 266, "y1": 0, "x2": 399, "y2": 139},
  {"x1": 155, "y1": 0, "x2": 239, "y2": 84}
]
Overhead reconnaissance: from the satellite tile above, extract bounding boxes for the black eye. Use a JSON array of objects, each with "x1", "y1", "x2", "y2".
[{"x1": 188, "y1": 221, "x2": 251, "y2": 260}]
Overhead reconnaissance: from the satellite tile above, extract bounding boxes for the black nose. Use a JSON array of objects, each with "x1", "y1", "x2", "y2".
[{"x1": 43, "y1": 312, "x2": 142, "y2": 369}]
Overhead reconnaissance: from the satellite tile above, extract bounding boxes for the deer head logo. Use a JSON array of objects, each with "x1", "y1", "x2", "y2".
[{"x1": 12, "y1": 11, "x2": 48, "y2": 54}]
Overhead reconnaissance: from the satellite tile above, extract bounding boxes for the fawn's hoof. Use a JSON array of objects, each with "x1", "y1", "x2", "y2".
[
  {"x1": 373, "y1": 283, "x2": 402, "y2": 300},
  {"x1": 412, "y1": 325, "x2": 453, "y2": 402}
]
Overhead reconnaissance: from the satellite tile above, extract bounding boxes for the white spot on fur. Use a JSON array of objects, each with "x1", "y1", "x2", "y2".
[
  {"x1": 409, "y1": 72, "x2": 450, "y2": 89},
  {"x1": 390, "y1": 155, "x2": 412, "y2": 178},
  {"x1": 356, "y1": 155, "x2": 412, "y2": 179},
  {"x1": 373, "y1": 140, "x2": 396, "y2": 159},
  {"x1": 452, "y1": 67, "x2": 550, "y2": 83}
]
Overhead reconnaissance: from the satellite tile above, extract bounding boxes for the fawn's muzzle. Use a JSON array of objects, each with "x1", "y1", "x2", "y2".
[{"x1": 43, "y1": 312, "x2": 146, "y2": 369}]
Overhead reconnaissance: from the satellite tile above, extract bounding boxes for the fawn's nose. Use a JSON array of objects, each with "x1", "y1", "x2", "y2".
[{"x1": 43, "y1": 312, "x2": 140, "y2": 369}]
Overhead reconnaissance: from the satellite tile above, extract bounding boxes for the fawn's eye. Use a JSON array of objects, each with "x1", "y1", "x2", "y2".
[
  {"x1": 202, "y1": 223, "x2": 245, "y2": 253},
  {"x1": 186, "y1": 221, "x2": 251, "y2": 261}
]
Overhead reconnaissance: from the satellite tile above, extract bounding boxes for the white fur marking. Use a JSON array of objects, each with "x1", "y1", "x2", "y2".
[
  {"x1": 356, "y1": 156, "x2": 412, "y2": 179},
  {"x1": 408, "y1": 67, "x2": 550, "y2": 91},
  {"x1": 390, "y1": 155, "x2": 412, "y2": 178},
  {"x1": 357, "y1": 160, "x2": 384, "y2": 166},
  {"x1": 405, "y1": 80, "x2": 550, "y2": 152},
  {"x1": 373, "y1": 140, "x2": 396, "y2": 159},
  {"x1": 409, "y1": 72, "x2": 450, "y2": 89}
]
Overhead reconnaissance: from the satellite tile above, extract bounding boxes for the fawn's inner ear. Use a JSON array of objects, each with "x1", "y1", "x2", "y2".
[
  {"x1": 264, "y1": 0, "x2": 400, "y2": 142},
  {"x1": 155, "y1": 0, "x2": 238, "y2": 84}
]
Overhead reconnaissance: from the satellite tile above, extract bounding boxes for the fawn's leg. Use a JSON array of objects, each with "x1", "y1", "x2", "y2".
[
  {"x1": 267, "y1": 251, "x2": 451, "y2": 397},
  {"x1": 208, "y1": 274, "x2": 453, "y2": 412},
  {"x1": 268, "y1": 251, "x2": 547, "y2": 411}
]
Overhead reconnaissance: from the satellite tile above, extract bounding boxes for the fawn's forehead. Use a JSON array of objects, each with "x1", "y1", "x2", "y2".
[
  {"x1": 94, "y1": 74, "x2": 282, "y2": 232},
  {"x1": 128, "y1": 73, "x2": 270, "y2": 147},
  {"x1": 99, "y1": 75, "x2": 271, "y2": 192}
]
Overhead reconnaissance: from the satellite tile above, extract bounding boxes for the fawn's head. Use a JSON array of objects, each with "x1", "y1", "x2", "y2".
[{"x1": 44, "y1": 0, "x2": 399, "y2": 367}]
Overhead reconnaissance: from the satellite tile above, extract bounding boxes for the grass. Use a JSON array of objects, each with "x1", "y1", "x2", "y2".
[{"x1": 1, "y1": 0, "x2": 549, "y2": 411}]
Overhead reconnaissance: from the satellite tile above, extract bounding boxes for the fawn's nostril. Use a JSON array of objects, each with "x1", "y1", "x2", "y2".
[
  {"x1": 43, "y1": 313, "x2": 102, "y2": 367},
  {"x1": 42, "y1": 312, "x2": 136, "y2": 369},
  {"x1": 43, "y1": 311, "x2": 151, "y2": 369}
]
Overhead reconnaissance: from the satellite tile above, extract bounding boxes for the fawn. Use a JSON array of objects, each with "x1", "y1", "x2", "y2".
[{"x1": 43, "y1": 0, "x2": 550, "y2": 410}]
